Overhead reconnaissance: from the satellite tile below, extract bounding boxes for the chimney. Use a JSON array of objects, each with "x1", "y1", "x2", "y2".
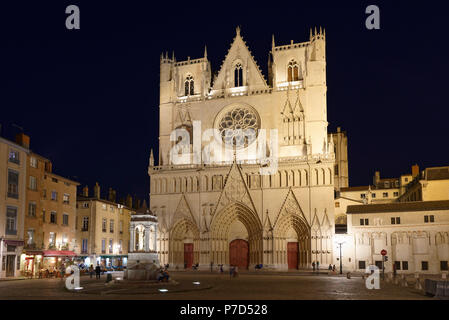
[
  {"x1": 108, "y1": 188, "x2": 117, "y2": 203},
  {"x1": 15, "y1": 133, "x2": 30, "y2": 149},
  {"x1": 82, "y1": 185, "x2": 89, "y2": 197},
  {"x1": 412, "y1": 164, "x2": 420, "y2": 178},
  {"x1": 126, "y1": 194, "x2": 133, "y2": 208},
  {"x1": 373, "y1": 171, "x2": 380, "y2": 186},
  {"x1": 94, "y1": 182, "x2": 101, "y2": 199}
]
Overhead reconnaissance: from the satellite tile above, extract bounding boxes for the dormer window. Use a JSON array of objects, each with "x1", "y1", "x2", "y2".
[
  {"x1": 234, "y1": 63, "x2": 243, "y2": 87},
  {"x1": 184, "y1": 75, "x2": 194, "y2": 96},
  {"x1": 287, "y1": 60, "x2": 299, "y2": 82}
]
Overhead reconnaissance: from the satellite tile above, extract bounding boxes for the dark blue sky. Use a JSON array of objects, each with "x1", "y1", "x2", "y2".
[{"x1": 1, "y1": 1, "x2": 448, "y2": 201}]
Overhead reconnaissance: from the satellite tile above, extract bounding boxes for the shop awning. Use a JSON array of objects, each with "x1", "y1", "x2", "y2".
[
  {"x1": 3, "y1": 240, "x2": 24, "y2": 246},
  {"x1": 43, "y1": 250, "x2": 76, "y2": 257},
  {"x1": 24, "y1": 250, "x2": 44, "y2": 255}
]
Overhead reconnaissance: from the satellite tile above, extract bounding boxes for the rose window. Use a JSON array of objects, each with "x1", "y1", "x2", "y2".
[{"x1": 218, "y1": 107, "x2": 260, "y2": 148}]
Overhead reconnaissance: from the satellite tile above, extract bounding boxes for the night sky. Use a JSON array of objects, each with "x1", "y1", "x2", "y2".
[{"x1": 1, "y1": 1, "x2": 448, "y2": 201}]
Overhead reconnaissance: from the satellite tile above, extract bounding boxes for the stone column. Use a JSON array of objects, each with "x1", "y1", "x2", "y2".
[
  {"x1": 153, "y1": 225, "x2": 157, "y2": 251},
  {"x1": 129, "y1": 226, "x2": 134, "y2": 253},
  {"x1": 145, "y1": 226, "x2": 150, "y2": 252}
]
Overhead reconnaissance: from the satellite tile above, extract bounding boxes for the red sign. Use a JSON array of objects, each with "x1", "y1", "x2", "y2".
[{"x1": 381, "y1": 249, "x2": 387, "y2": 256}]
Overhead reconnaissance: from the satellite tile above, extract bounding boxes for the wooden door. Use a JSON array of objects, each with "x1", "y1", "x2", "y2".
[
  {"x1": 184, "y1": 243, "x2": 193, "y2": 268},
  {"x1": 287, "y1": 242, "x2": 298, "y2": 269},
  {"x1": 6, "y1": 255, "x2": 15, "y2": 277},
  {"x1": 229, "y1": 239, "x2": 249, "y2": 269}
]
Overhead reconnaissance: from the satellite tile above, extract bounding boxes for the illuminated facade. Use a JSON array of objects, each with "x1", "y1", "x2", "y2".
[
  {"x1": 149, "y1": 27, "x2": 336, "y2": 270},
  {"x1": 0, "y1": 136, "x2": 28, "y2": 278},
  {"x1": 76, "y1": 183, "x2": 132, "y2": 268}
]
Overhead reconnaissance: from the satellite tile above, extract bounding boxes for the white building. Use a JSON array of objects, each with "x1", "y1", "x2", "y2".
[
  {"x1": 149, "y1": 27, "x2": 336, "y2": 270},
  {"x1": 345, "y1": 201, "x2": 449, "y2": 274}
]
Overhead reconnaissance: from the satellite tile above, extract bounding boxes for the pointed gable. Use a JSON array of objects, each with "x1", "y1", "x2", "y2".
[
  {"x1": 273, "y1": 188, "x2": 308, "y2": 229},
  {"x1": 213, "y1": 160, "x2": 257, "y2": 216},
  {"x1": 171, "y1": 194, "x2": 197, "y2": 227},
  {"x1": 212, "y1": 27, "x2": 268, "y2": 91}
]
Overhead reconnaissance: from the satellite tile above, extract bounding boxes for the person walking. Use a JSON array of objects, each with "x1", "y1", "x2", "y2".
[
  {"x1": 89, "y1": 264, "x2": 94, "y2": 278},
  {"x1": 312, "y1": 261, "x2": 316, "y2": 272},
  {"x1": 210, "y1": 261, "x2": 214, "y2": 272},
  {"x1": 316, "y1": 261, "x2": 320, "y2": 273},
  {"x1": 332, "y1": 265, "x2": 336, "y2": 273},
  {"x1": 95, "y1": 264, "x2": 101, "y2": 280}
]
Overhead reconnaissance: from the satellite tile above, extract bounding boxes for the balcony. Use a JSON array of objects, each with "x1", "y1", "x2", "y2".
[
  {"x1": 5, "y1": 229, "x2": 17, "y2": 236},
  {"x1": 7, "y1": 192, "x2": 18, "y2": 199}
]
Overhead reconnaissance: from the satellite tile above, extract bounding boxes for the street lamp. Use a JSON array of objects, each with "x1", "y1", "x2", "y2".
[{"x1": 335, "y1": 241, "x2": 345, "y2": 275}]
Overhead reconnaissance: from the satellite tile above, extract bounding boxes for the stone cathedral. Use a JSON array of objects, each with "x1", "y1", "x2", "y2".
[{"x1": 148, "y1": 27, "x2": 336, "y2": 270}]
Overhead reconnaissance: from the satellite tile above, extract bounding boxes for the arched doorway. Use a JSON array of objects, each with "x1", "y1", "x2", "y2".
[
  {"x1": 210, "y1": 202, "x2": 262, "y2": 268},
  {"x1": 274, "y1": 214, "x2": 311, "y2": 269},
  {"x1": 169, "y1": 219, "x2": 200, "y2": 268},
  {"x1": 229, "y1": 239, "x2": 249, "y2": 269}
]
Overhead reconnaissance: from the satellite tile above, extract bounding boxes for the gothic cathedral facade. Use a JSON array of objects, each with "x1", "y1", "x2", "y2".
[{"x1": 149, "y1": 27, "x2": 335, "y2": 270}]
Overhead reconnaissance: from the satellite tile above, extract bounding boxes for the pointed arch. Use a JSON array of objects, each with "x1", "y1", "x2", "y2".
[
  {"x1": 210, "y1": 202, "x2": 263, "y2": 267},
  {"x1": 169, "y1": 218, "x2": 200, "y2": 268}
]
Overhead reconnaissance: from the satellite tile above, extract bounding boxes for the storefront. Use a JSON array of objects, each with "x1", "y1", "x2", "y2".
[
  {"x1": 40, "y1": 250, "x2": 76, "y2": 277},
  {"x1": 0, "y1": 239, "x2": 24, "y2": 278},
  {"x1": 20, "y1": 250, "x2": 43, "y2": 278}
]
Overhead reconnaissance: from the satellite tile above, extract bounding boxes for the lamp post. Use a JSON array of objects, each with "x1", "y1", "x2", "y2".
[{"x1": 336, "y1": 241, "x2": 345, "y2": 275}]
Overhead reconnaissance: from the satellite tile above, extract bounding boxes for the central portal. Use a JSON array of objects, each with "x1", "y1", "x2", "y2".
[{"x1": 229, "y1": 239, "x2": 249, "y2": 269}]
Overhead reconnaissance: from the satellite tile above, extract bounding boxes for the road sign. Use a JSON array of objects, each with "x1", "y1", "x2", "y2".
[{"x1": 381, "y1": 249, "x2": 387, "y2": 256}]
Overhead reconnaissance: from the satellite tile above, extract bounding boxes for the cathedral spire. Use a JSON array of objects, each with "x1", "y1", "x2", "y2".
[
  {"x1": 236, "y1": 26, "x2": 241, "y2": 36},
  {"x1": 309, "y1": 28, "x2": 313, "y2": 41},
  {"x1": 272, "y1": 34, "x2": 275, "y2": 50},
  {"x1": 204, "y1": 45, "x2": 207, "y2": 59}
]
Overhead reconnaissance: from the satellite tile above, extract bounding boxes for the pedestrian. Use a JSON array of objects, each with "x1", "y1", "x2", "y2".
[
  {"x1": 210, "y1": 261, "x2": 214, "y2": 272},
  {"x1": 89, "y1": 264, "x2": 94, "y2": 278},
  {"x1": 234, "y1": 266, "x2": 239, "y2": 278},
  {"x1": 332, "y1": 265, "x2": 336, "y2": 273},
  {"x1": 316, "y1": 261, "x2": 320, "y2": 272},
  {"x1": 393, "y1": 264, "x2": 397, "y2": 278},
  {"x1": 328, "y1": 264, "x2": 332, "y2": 271},
  {"x1": 95, "y1": 264, "x2": 101, "y2": 280},
  {"x1": 220, "y1": 264, "x2": 224, "y2": 274},
  {"x1": 312, "y1": 261, "x2": 316, "y2": 272},
  {"x1": 229, "y1": 265, "x2": 235, "y2": 279}
]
